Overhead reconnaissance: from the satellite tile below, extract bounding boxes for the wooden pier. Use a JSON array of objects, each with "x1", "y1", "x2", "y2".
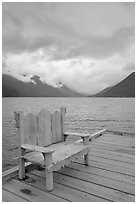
[{"x1": 2, "y1": 130, "x2": 135, "y2": 202}]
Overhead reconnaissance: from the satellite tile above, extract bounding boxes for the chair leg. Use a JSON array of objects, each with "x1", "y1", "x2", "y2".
[
  {"x1": 19, "y1": 157, "x2": 25, "y2": 179},
  {"x1": 84, "y1": 152, "x2": 89, "y2": 166},
  {"x1": 44, "y1": 153, "x2": 53, "y2": 191},
  {"x1": 45, "y1": 169, "x2": 53, "y2": 191}
]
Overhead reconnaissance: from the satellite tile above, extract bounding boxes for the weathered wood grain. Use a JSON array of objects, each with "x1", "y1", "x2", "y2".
[
  {"x1": 19, "y1": 172, "x2": 108, "y2": 202},
  {"x1": 2, "y1": 130, "x2": 135, "y2": 202},
  {"x1": 3, "y1": 178, "x2": 67, "y2": 202},
  {"x1": 52, "y1": 110, "x2": 62, "y2": 143},
  {"x1": 21, "y1": 143, "x2": 54, "y2": 154},
  {"x1": 89, "y1": 150, "x2": 135, "y2": 164},
  {"x1": 74, "y1": 129, "x2": 107, "y2": 143},
  {"x1": 68, "y1": 162, "x2": 135, "y2": 184},
  {"x1": 44, "y1": 151, "x2": 53, "y2": 191},
  {"x1": 89, "y1": 129, "x2": 107, "y2": 141},
  {"x1": 76, "y1": 158, "x2": 135, "y2": 176},
  {"x1": 23, "y1": 142, "x2": 89, "y2": 170},
  {"x1": 89, "y1": 146, "x2": 135, "y2": 159},
  {"x1": 23, "y1": 113, "x2": 38, "y2": 145},
  {"x1": 87, "y1": 154, "x2": 134, "y2": 169},
  {"x1": 57, "y1": 166, "x2": 135, "y2": 195},
  {"x1": 31, "y1": 169, "x2": 134, "y2": 202},
  {"x1": 89, "y1": 143, "x2": 135, "y2": 154},
  {"x1": 108, "y1": 130, "x2": 135, "y2": 136},
  {"x1": 101, "y1": 134, "x2": 135, "y2": 143},
  {"x1": 15, "y1": 107, "x2": 91, "y2": 191},
  {"x1": 38, "y1": 108, "x2": 52, "y2": 146},
  {"x1": 64, "y1": 132, "x2": 90, "y2": 137},
  {"x1": 2, "y1": 189, "x2": 28, "y2": 202},
  {"x1": 91, "y1": 140, "x2": 135, "y2": 150},
  {"x1": 99, "y1": 136, "x2": 135, "y2": 145},
  {"x1": 60, "y1": 107, "x2": 66, "y2": 141},
  {"x1": 19, "y1": 147, "x2": 25, "y2": 179}
]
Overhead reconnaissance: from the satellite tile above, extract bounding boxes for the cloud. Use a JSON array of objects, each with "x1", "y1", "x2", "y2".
[
  {"x1": 3, "y1": 45, "x2": 134, "y2": 94},
  {"x1": 2, "y1": 2, "x2": 135, "y2": 57},
  {"x1": 52, "y1": 26, "x2": 134, "y2": 60},
  {"x1": 2, "y1": 2, "x2": 135, "y2": 94}
]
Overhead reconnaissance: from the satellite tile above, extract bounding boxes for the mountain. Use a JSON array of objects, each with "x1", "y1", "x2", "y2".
[
  {"x1": 59, "y1": 84, "x2": 86, "y2": 97},
  {"x1": 93, "y1": 86, "x2": 112, "y2": 96},
  {"x1": 90, "y1": 72, "x2": 135, "y2": 97},
  {"x1": 2, "y1": 74, "x2": 84, "y2": 97}
]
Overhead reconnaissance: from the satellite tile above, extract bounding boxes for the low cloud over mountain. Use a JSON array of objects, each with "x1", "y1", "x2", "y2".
[{"x1": 2, "y1": 74, "x2": 84, "y2": 97}]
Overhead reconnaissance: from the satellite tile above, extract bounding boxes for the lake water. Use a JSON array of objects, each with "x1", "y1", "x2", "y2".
[{"x1": 2, "y1": 97, "x2": 135, "y2": 171}]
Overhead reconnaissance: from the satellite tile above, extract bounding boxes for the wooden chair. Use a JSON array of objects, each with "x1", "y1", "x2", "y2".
[{"x1": 14, "y1": 107, "x2": 90, "y2": 191}]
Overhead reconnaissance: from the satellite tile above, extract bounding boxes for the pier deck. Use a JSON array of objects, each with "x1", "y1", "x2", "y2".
[{"x1": 2, "y1": 131, "x2": 135, "y2": 202}]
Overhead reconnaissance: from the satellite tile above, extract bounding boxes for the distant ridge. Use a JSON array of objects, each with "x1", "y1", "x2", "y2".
[
  {"x1": 2, "y1": 72, "x2": 135, "y2": 97},
  {"x1": 2, "y1": 74, "x2": 84, "y2": 97},
  {"x1": 90, "y1": 72, "x2": 135, "y2": 97}
]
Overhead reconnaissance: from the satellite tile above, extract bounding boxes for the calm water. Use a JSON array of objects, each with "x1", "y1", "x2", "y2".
[{"x1": 2, "y1": 97, "x2": 135, "y2": 170}]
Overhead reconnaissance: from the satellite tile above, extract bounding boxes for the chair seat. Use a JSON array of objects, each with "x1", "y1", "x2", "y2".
[{"x1": 24, "y1": 142, "x2": 89, "y2": 167}]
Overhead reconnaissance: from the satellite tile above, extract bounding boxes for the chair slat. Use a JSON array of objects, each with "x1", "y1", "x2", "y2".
[
  {"x1": 38, "y1": 109, "x2": 52, "y2": 147},
  {"x1": 52, "y1": 111, "x2": 62, "y2": 143},
  {"x1": 60, "y1": 107, "x2": 66, "y2": 141},
  {"x1": 23, "y1": 113, "x2": 38, "y2": 145}
]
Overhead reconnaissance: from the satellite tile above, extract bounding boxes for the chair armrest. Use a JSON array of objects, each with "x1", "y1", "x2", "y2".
[
  {"x1": 21, "y1": 144, "x2": 54, "y2": 154},
  {"x1": 64, "y1": 132, "x2": 90, "y2": 139},
  {"x1": 64, "y1": 132, "x2": 90, "y2": 145}
]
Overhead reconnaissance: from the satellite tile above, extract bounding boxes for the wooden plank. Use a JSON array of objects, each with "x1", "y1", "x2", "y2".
[
  {"x1": 17, "y1": 172, "x2": 107, "y2": 202},
  {"x1": 22, "y1": 142, "x2": 89, "y2": 170},
  {"x1": 2, "y1": 189, "x2": 28, "y2": 202},
  {"x1": 65, "y1": 132, "x2": 91, "y2": 137},
  {"x1": 52, "y1": 111, "x2": 62, "y2": 143},
  {"x1": 90, "y1": 137, "x2": 135, "y2": 150},
  {"x1": 76, "y1": 158, "x2": 135, "y2": 176},
  {"x1": 97, "y1": 137, "x2": 135, "y2": 146},
  {"x1": 38, "y1": 108, "x2": 52, "y2": 147},
  {"x1": 60, "y1": 107, "x2": 66, "y2": 141},
  {"x1": 15, "y1": 111, "x2": 26, "y2": 180},
  {"x1": 51, "y1": 142, "x2": 89, "y2": 164},
  {"x1": 97, "y1": 140, "x2": 135, "y2": 149},
  {"x1": 44, "y1": 151, "x2": 53, "y2": 191},
  {"x1": 91, "y1": 145, "x2": 135, "y2": 156},
  {"x1": 99, "y1": 134, "x2": 135, "y2": 142},
  {"x1": 68, "y1": 162, "x2": 135, "y2": 184},
  {"x1": 22, "y1": 143, "x2": 54, "y2": 154},
  {"x1": 18, "y1": 147, "x2": 25, "y2": 179},
  {"x1": 31, "y1": 169, "x2": 134, "y2": 202},
  {"x1": 14, "y1": 111, "x2": 24, "y2": 144},
  {"x1": 108, "y1": 130, "x2": 135, "y2": 136},
  {"x1": 87, "y1": 154, "x2": 134, "y2": 170},
  {"x1": 89, "y1": 135, "x2": 135, "y2": 158},
  {"x1": 89, "y1": 143, "x2": 135, "y2": 155},
  {"x1": 100, "y1": 138, "x2": 135, "y2": 146},
  {"x1": 53, "y1": 172, "x2": 134, "y2": 202},
  {"x1": 49, "y1": 180, "x2": 107, "y2": 202},
  {"x1": 89, "y1": 129, "x2": 107, "y2": 140},
  {"x1": 75, "y1": 129, "x2": 107, "y2": 143},
  {"x1": 89, "y1": 150, "x2": 135, "y2": 164},
  {"x1": 50, "y1": 147, "x2": 89, "y2": 172},
  {"x1": 102, "y1": 134, "x2": 135, "y2": 142},
  {"x1": 89, "y1": 147, "x2": 135, "y2": 159},
  {"x1": 57, "y1": 166, "x2": 135, "y2": 195},
  {"x1": 23, "y1": 113, "x2": 38, "y2": 145},
  {"x1": 3, "y1": 178, "x2": 67, "y2": 202}
]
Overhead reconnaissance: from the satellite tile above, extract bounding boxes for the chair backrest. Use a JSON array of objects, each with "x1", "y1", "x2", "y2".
[{"x1": 14, "y1": 107, "x2": 66, "y2": 147}]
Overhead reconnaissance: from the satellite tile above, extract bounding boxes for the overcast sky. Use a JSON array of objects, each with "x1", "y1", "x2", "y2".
[{"x1": 2, "y1": 2, "x2": 135, "y2": 94}]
